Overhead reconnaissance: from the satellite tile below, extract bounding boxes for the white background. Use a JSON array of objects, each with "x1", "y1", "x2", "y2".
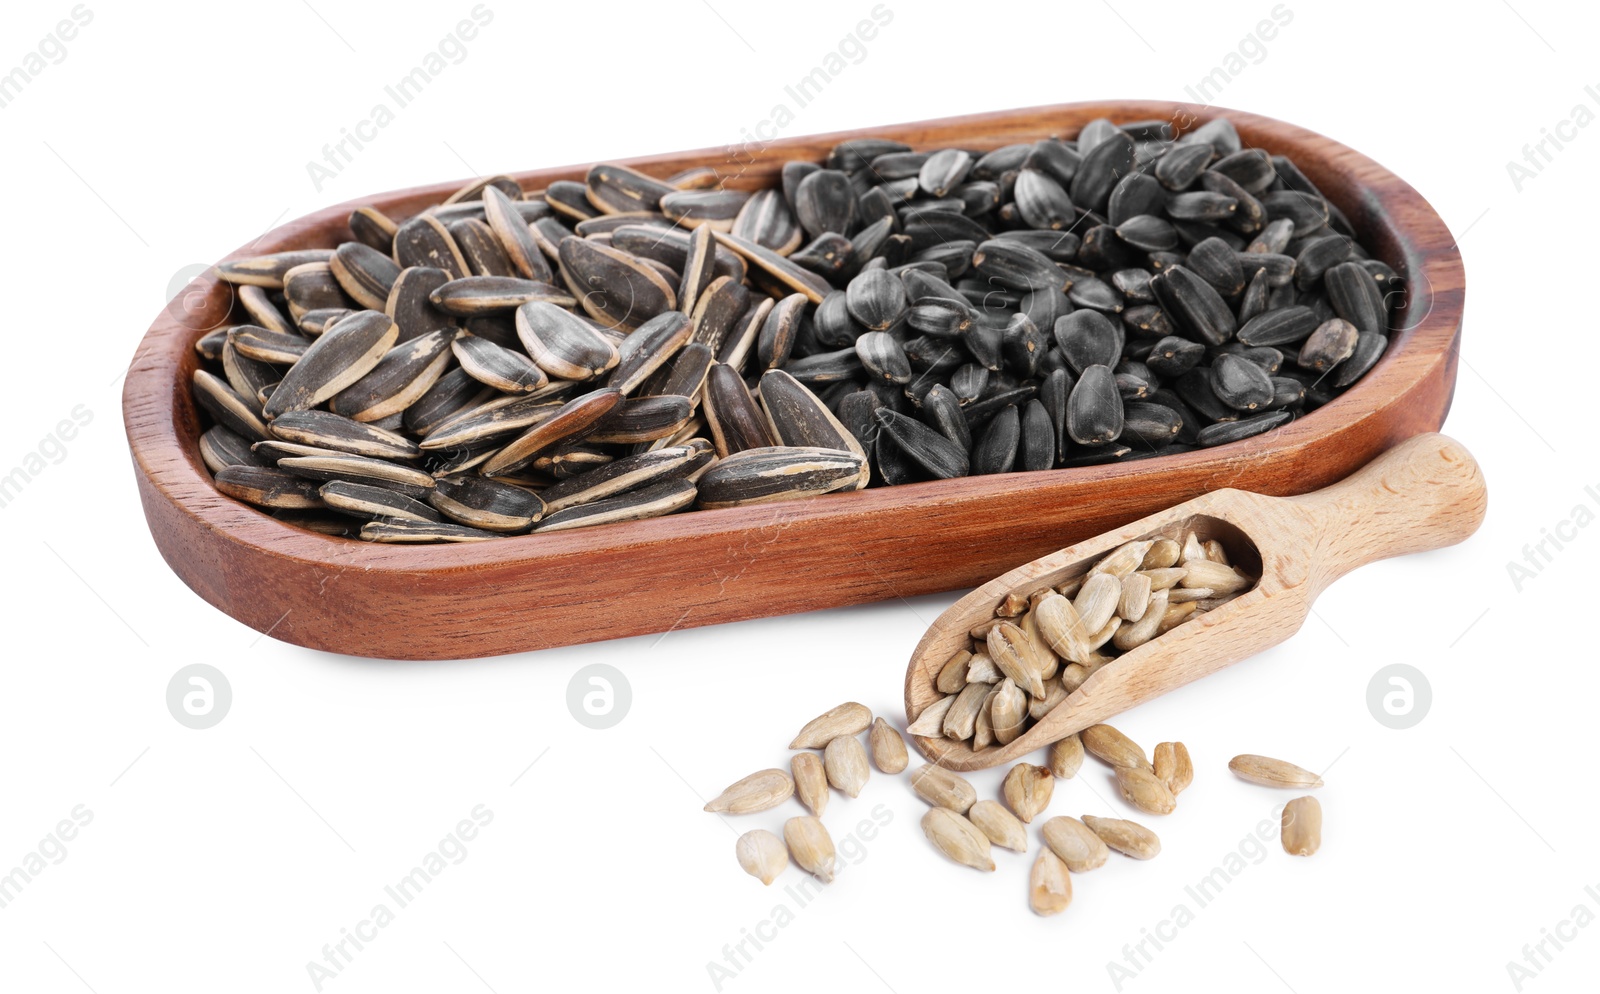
[{"x1": 1, "y1": 1, "x2": 1594, "y2": 991}]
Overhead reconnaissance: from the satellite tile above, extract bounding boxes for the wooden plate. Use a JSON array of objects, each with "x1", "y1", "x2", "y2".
[{"x1": 123, "y1": 101, "x2": 1464, "y2": 660}]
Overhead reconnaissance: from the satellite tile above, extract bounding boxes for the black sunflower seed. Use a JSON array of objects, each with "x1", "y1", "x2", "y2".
[
  {"x1": 1019, "y1": 399, "x2": 1054, "y2": 471},
  {"x1": 1210, "y1": 353, "x2": 1275, "y2": 411},
  {"x1": 1196, "y1": 409, "x2": 1292, "y2": 447},
  {"x1": 794, "y1": 169, "x2": 858, "y2": 238},
  {"x1": 846, "y1": 267, "x2": 908, "y2": 332},
  {"x1": 1324, "y1": 260, "x2": 1387, "y2": 335},
  {"x1": 1298, "y1": 318, "x2": 1359, "y2": 371},
  {"x1": 1149, "y1": 265, "x2": 1235, "y2": 345},
  {"x1": 1066, "y1": 364, "x2": 1123, "y2": 445},
  {"x1": 874, "y1": 409, "x2": 968, "y2": 479},
  {"x1": 1236, "y1": 304, "x2": 1318, "y2": 347},
  {"x1": 970, "y1": 404, "x2": 1020, "y2": 474},
  {"x1": 1070, "y1": 130, "x2": 1134, "y2": 214},
  {"x1": 1121, "y1": 401, "x2": 1184, "y2": 447},
  {"x1": 1334, "y1": 332, "x2": 1388, "y2": 388},
  {"x1": 1154, "y1": 142, "x2": 1213, "y2": 191}
]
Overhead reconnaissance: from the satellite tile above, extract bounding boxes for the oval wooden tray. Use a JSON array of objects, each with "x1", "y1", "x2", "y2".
[{"x1": 123, "y1": 101, "x2": 1464, "y2": 660}]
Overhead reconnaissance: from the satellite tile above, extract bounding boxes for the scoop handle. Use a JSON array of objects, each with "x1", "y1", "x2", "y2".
[{"x1": 1289, "y1": 432, "x2": 1486, "y2": 590}]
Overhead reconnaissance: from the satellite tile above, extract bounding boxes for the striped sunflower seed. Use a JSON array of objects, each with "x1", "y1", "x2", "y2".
[{"x1": 263, "y1": 311, "x2": 398, "y2": 419}]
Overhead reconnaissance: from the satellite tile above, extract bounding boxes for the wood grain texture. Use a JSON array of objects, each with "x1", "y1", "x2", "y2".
[
  {"x1": 122, "y1": 101, "x2": 1466, "y2": 660},
  {"x1": 904, "y1": 434, "x2": 1487, "y2": 771}
]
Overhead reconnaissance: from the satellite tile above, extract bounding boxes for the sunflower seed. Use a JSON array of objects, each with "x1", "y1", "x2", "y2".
[
  {"x1": 1082, "y1": 724, "x2": 1151, "y2": 771},
  {"x1": 823, "y1": 735, "x2": 869, "y2": 798},
  {"x1": 867, "y1": 718, "x2": 908, "y2": 774},
  {"x1": 1003, "y1": 763, "x2": 1054, "y2": 823},
  {"x1": 695, "y1": 446, "x2": 866, "y2": 509},
  {"x1": 701, "y1": 363, "x2": 774, "y2": 457},
  {"x1": 216, "y1": 249, "x2": 336, "y2": 288},
  {"x1": 969, "y1": 800, "x2": 1028, "y2": 853},
  {"x1": 214, "y1": 465, "x2": 324, "y2": 509},
  {"x1": 1228, "y1": 754, "x2": 1325, "y2": 788},
  {"x1": 905, "y1": 696, "x2": 955, "y2": 737},
  {"x1": 731, "y1": 187, "x2": 803, "y2": 256},
  {"x1": 358, "y1": 518, "x2": 495, "y2": 543},
  {"x1": 1115, "y1": 766, "x2": 1177, "y2": 815},
  {"x1": 319, "y1": 480, "x2": 440, "y2": 523},
  {"x1": 1041, "y1": 816, "x2": 1110, "y2": 872},
  {"x1": 426, "y1": 476, "x2": 544, "y2": 531},
  {"x1": 1029, "y1": 849, "x2": 1073, "y2": 916},
  {"x1": 922, "y1": 807, "x2": 994, "y2": 871},
  {"x1": 1083, "y1": 814, "x2": 1161, "y2": 859},
  {"x1": 910, "y1": 763, "x2": 976, "y2": 814},
  {"x1": 735, "y1": 829, "x2": 788, "y2": 886},
  {"x1": 789, "y1": 752, "x2": 828, "y2": 819},
  {"x1": 757, "y1": 369, "x2": 866, "y2": 465},
  {"x1": 263, "y1": 310, "x2": 398, "y2": 419},
  {"x1": 1281, "y1": 796, "x2": 1322, "y2": 855},
  {"x1": 1047, "y1": 734, "x2": 1085, "y2": 779},
  {"x1": 330, "y1": 329, "x2": 456, "y2": 423},
  {"x1": 1211, "y1": 353, "x2": 1274, "y2": 411},
  {"x1": 1152, "y1": 741, "x2": 1194, "y2": 795},
  {"x1": 531, "y1": 475, "x2": 695, "y2": 531},
  {"x1": 478, "y1": 387, "x2": 622, "y2": 476},
  {"x1": 1298, "y1": 317, "x2": 1359, "y2": 371},
  {"x1": 704, "y1": 768, "x2": 794, "y2": 815},
  {"x1": 270, "y1": 409, "x2": 421, "y2": 460},
  {"x1": 784, "y1": 816, "x2": 837, "y2": 882}
]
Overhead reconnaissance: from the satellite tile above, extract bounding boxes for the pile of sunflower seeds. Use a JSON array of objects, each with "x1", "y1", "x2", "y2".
[
  {"x1": 195, "y1": 115, "x2": 1397, "y2": 541},
  {"x1": 907, "y1": 533, "x2": 1253, "y2": 754},
  {"x1": 705, "y1": 702, "x2": 909, "y2": 885}
]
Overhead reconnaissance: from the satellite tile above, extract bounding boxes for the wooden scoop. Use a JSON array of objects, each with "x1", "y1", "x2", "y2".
[{"x1": 903, "y1": 433, "x2": 1487, "y2": 772}]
